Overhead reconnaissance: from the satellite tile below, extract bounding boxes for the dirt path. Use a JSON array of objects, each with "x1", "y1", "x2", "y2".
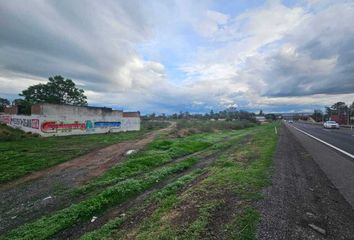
[
  {"x1": 257, "y1": 125, "x2": 354, "y2": 240},
  {"x1": 0, "y1": 123, "x2": 174, "y2": 234},
  {"x1": 50, "y1": 135, "x2": 233, "y2": 239}
]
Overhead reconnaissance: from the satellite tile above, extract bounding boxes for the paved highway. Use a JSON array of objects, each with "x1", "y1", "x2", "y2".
[
  {"x1": 290, "y1": 121, "x2": 354, "y2": 156},
  {"x1": 285, "y1": 122, "x2": 354, "y2": 208}
]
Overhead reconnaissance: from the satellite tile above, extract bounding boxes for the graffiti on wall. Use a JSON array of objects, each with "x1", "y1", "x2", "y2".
[
  {"x1": 40, "y1": 120, "x2": 122, "y2": 133},
  {"x1": 123, "y1": 119, "x2": 138, "y2": 128},
  {"x1": 94, "y1": 121, "x2": 121, "y2": 128},
  {"x1": 41, "y1": 121, "x2": 86, "y2": 133},
  {"x1": 10, "y1": 117, "x2": 39, "y2": 129},
  {"x1": 85, "y1": 120, "x2": 95, "y2": 132},
  {"x1": 0, "y1": 115, "x2": 11, "y2": 124}
]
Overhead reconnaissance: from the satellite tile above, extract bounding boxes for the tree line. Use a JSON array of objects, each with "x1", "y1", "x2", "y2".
[{"x1": 142, "y1": 108, "x2": 259, "y2": 122}]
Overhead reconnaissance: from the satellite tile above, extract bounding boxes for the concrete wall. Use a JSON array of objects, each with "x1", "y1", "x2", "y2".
[
  {"x1": 0, "y1": 104, "x2": 140, "y2": 137},
  {"x1": 33, "y1": 103, "x2": 123, "y2": 118}
]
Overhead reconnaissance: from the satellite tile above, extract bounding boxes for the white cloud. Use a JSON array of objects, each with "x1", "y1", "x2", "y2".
[
  {"x1": 1, "y1": 0, "x2": 354, "y2": 113},
  {"x1": 193, "y1": 10, "x2": 229, "y2": 38},
  {"x1": 177, "y1": 0, "x2": 354, "y2": 111}
]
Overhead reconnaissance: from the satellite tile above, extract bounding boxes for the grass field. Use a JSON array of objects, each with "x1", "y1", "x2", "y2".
[
  {"x1": 0, "y1": 120, "x2": 279, "y2": 240},
  {"x1": 0, "y1": 121, "x2": 169, "y2": 183}
]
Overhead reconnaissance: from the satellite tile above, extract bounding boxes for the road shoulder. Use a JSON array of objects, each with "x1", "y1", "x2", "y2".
[
  {"x1": 288, "y1": 123, "x2": 354, "y2": 208},
  {"x1": 257, "y1": 124, "x2": 354, "y2": 240}
]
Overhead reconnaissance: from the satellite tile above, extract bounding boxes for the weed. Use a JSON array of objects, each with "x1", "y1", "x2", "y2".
[
  {"x1": 0, "y1": 121, "x2": 167, "y2": 183},
  {"x1": 80, "y1": 170, "x2": 204, "y2": 240},
  {"x1": 2, "y1": 158, "x2": 198, "y2": 240}
]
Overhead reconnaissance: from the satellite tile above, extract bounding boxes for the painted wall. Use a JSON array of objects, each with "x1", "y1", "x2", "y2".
[{"x1": 0, "y1": 114, "x2": 140, "y2": 137}]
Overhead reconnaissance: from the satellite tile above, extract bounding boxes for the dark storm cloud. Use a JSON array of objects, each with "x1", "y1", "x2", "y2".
[
  {"x1": 263, "y1": 36, "x2": 354, "y2": 97},
  {"x1": 0, "y1": 0, "x2": 153, "y2": 91},
  {"x1": 260, "y1": 2, "x2": 354, "y2": 98},
  {"x1": 1, "y1": 0, "x2": 354, "y2": 114}
]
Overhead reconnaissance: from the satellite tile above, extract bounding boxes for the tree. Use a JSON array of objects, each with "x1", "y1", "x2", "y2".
[
  {"x1": 312, "y1": 109, "x2": 323, "y2": 122},
  {"x1": 349, "y1": 101, "x2": 354, "y2": 124},
  {"x1": 20, "y1": 75, "x2": 87, "y2": 106},
  {"x1": 209, "y1": 110, "x2": 214, "y2": 119},
  {"x1": 325, "y1": 106, "x2": 331, "y2": 116},
  {"x1": 331, "y1": 102, "x2": 347, "y2": 110},
  {"x1": 265, "y1": 113, "x2": 276, "y2": 120},
  {"x1": 0, "y1": 97, "x2": 10, "y2": 112},
  {"x1": 12, "y1": 98, "x2": 31, "y2": 115},
  {"x1": 259, "y1": 109, "x2": 264, "y2": 116},
  {"x1": 331, "y1": 102, "x2": 348, "y2": 116}
]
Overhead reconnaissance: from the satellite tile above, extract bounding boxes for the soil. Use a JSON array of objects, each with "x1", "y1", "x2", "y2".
[
  {"x1": 0, "y1": 124, "x2": 173, "y2": 235},
  {"x1": 201, "y1": 192, "x2": 241, "y2": 240},
  {"x1": 110, "y1": 172, "x2": 211, "y2": 240},
  {"x1": 50, "y1": 135, "x2": 233, "y2": 240},
  {"x1": 6, "y1": 122, "x2": 352, "y2": 240},
  {"x1": 257, "y1": 125, "x2": 354, "y2": 240}
]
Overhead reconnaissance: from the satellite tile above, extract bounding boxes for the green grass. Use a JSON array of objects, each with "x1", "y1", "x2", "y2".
[
  {"x1": 72, "y1": 132, "x2": 213, "y2": 196},
  {"x1": 1, "y1": 158, "x2": 198, "y2": 240},
  {"x1": 129, "y1": 123, "x2": 279, "y2": 240},
  {"x1": 1, "y1": 120, "x2": 276, "y2": 240},
  {"x1": 181, "y1": 201, "x2": 223, "y2": 240},
  {"x1": 72, "y1": 128, "x2": 248, "y2": 198},
  {"x1": 2, "y1": 122, "x2": 255, "y2": 240},
  {"x1": 175, "y1": 119, "x2": 257, "y2": 134},
  {"x1": 0, "y1": 121, "x2": 168, "y2": 184},
  {"x1": 80, "y1": 170, "x2": 204, "y2": 240},
  {"x1": 225, "y1": 207, "x2": 260, "y2": 240},
  {"x1": 0, "y1": 123, "x2": 35, "y2": 141}
]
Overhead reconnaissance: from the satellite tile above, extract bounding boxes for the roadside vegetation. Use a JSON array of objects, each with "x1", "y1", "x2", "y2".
[
  {"x1": 108, "y1": 124, "x2": 277, "y2": 240},
  {"x1": 174, "y1": 119, "x2": 256, "y2": 136},
  {"x1": 1, "y1": 119, "x2": 278, "y2": 240},
  {"x1": 0, "y1": 121, "x2": 169, "y2": 183}
]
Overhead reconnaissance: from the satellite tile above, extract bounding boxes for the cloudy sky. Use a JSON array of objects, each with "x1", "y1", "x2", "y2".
[{"x1": 1, "y1": 0, "x2": 354, "y2": 113}]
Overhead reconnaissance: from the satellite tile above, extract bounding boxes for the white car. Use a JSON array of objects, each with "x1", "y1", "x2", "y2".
[{"x1": 323, "y1": 121, "x2": 339, "y2": 129}]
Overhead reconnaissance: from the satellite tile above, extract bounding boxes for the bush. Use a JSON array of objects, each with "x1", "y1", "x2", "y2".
[
  {"x1": 141, "y1": 120, "x2": 170, "y2": 131},
  {"x1": 175, "y1": 119, "x2": 256, "y2": 135}
]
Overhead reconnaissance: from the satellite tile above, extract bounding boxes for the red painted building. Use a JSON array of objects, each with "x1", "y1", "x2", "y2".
[{"x1": 330, "y1": 114, "x2": 348, "y2": 125}]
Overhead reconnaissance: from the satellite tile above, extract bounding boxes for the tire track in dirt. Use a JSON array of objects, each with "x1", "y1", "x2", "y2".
[
  {"x1": 50, "y1": 135, "x2": 240, "y2": 240},
  {"x1": 118, "y1": 136, "x2": 252, "y2": 240},
  {"x1": 0, "y1": 123, "x2": 174, "y2": 235}
]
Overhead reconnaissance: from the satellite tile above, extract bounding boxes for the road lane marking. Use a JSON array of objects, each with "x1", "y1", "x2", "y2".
[{"x1": 292, "y1": 125, "x2": 354, "y2": 159}]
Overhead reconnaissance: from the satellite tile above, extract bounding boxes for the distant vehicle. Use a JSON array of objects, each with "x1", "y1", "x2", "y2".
[
  {"x1": 323, "y1": 121, "x2": 339, "y2": 129},
  {"x1": 288, "y1": 120, "x2": 294, "y2": 123}
]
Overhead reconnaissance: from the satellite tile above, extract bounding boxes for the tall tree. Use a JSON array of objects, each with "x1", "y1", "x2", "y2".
[
  {"x1": 331, "y1": 102, "x2": 347, "y2": 113},
  {"x1": 20, "y1": 75, "x2": 87, "y2": 106}
]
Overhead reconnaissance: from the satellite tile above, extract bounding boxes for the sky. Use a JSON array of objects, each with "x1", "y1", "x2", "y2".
[{"x1": 1, "y1": 0, "x2": 354, "y2": 114}]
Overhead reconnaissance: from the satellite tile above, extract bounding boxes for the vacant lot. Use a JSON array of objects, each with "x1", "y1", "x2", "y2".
[
  {"x1": 0, "y1": 121, "x2": 169, "y2": 183},
  {"x1": 0, "y1": 120, "x2": 278, "y2": 240}
]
